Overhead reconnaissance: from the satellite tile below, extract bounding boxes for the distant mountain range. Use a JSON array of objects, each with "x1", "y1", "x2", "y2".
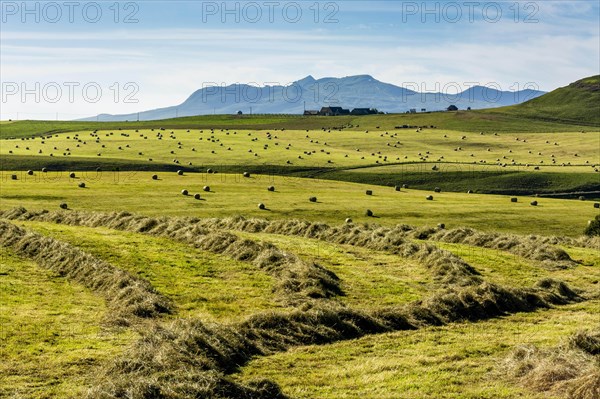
[{"x1": 82, "y1": 75, "x2": 546, "y2": 121}]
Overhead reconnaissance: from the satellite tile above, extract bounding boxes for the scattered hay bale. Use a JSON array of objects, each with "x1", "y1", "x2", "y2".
[
  {"x1": 267, "y1": 186, "x2": 275, "y2": 192},
  {"x1": 69, "y1": 172, "x2": 76, "y2": 178},
  {"x1": 78, "y1": 182, "x2": 86, "y2": 188},
  {"x1": 243, "y1": 172, "x2": 251, "y2": 178},
  {"x1": 530, "y1": 200, "x2": 538, "y2": 206},
  {"x1": 194, "y1": 193, "x2": 201, "y2": 200},
  {"x1": 177, "y1": 170, "x2": 184, "y2": 176},
  {"x1": 309, "y1": 196, "x2": 317, "y2": 202},
  {"x1": 181, "y1": 189, "x2": 188, "y2": 196},
  {"x1": 511, "y1": 197, "x2": 518, "y2": 203},
  {"x1": 152, "y1": 174, "x2": 158, "y2": 180},
  {"x1": 366, "y1": 190, "x2": 373, "y2": 196},
  {"x1": 59, "y1": 203, "x2": 68, "y2": 209},
  {"x1": 258, "y1": 203, "x2": 266, "y2": 210},
  {"x1": 426, "y1": 195, "x2": 434, "y2": 201},
  {"x1": 434, "y1": 187, "x2": 441, "y2": 193},
  {"x1": 365, "y1": 209, "x2": 373, "y2": 217},
  {"x1": 203, "y1": 186, "x2": 210, "y2": 192}
]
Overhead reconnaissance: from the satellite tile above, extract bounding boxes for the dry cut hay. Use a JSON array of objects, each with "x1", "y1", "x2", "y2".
[
  {"x1": 503, "y1": 328, "x2": 600, "y2": 399},
  {"x1": 0, "y1": 220, "x2": 172, "y2": 325},
  {"x1": 89, "y1": 279, "x2": 580, "y2": 398},
  {"x1": 0, "y1": 208, "x2": 342, "y2": 307}
]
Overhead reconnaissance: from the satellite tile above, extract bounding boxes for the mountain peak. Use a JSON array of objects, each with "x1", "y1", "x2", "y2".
[{"x1": 296, "y1": 75, "x2": 316, "y2": 85}]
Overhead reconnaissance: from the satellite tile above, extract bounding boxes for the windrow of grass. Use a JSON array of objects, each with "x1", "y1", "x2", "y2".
[
  {"x1": 231, "y1": 230, "x2": 434, "y2": 308},
  {"x1": 502, "y1": 328, "x2": 600, "y2": 399},
  {"x1": 0, "y1": 208, "x2": 343, "y2": 307},
  {"x1": 0, "y1": 247, "x2": 136, "y2": 398},
  {"x1": 0, "y1": 220, "x2": 171, "y2": 325},
  {"x1": 0, "y1": 208, "x2": 483, "y2": 288},
  {"x1": 88, "y1": 278, "x2": 581, "y2": 398},
  {"x1": 235, "y1": 300, "x2": 600, "y2": 399},
  {"x1": 13, "y1": 221, "x2": 283, "y2": 322}
]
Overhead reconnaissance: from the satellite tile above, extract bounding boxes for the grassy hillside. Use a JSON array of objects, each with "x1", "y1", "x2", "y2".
[
  {"x1": 1, "y1": 110, "x2": 595, "y2": 140},
  {"x1": 493, "y1": 75, "x2": 600, "y2": 125}
]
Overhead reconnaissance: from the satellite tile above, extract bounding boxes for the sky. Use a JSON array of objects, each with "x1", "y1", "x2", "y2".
[{"x1": 1, "y1": 0, "x2": 599, "y2": 120}]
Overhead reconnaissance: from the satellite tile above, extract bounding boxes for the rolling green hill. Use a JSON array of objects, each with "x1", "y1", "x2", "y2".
[{"x1": 492, "y1": 75, "x2": 600, "y2": 125}]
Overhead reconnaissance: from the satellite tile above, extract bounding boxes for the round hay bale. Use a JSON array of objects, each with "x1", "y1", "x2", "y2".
[
  {"x1": 366, "y1": 190, "x2": 373, "y2": 196},
  {"x1": 177, "y1": 170, "x2": 184, "y2": 176},
  {"x1": 511, "y1": 197, "x2": 518, "y2": 203},
  {"x1": 207, "y1": 168, "x2": 213, "y2": 174},
  {"x1": 258, "y1": 203, "x2": 266, "y2": 210},
  {"x1": 437, "y1": 223, "x2": 445, "y2": 229},
  {"x1": 203, "y1": 186, "x2": 210, "y2": 192},
  {"x1": 579, "y1": 196, "x2": 585, "y2": 201},
  {"x1": 41, "y1": 167, "x2": 48, "y2": 173},
  {"x1": 394, "y1": 186, "x2": 401, "y2": 191},
  {"x1": 243, "y1": 172, "x2": 251, "y2": 178},
  {"x1": 434, "y1": 187, "x2": 441, "y2": 193},
  {"x1": 402, "y1": 184, "x2": 408, "y2": 189},
  {"x1": 309, "y1": 196, "x2": 317, "y2": 202},
  {"x1": 69, "y1": 172, "x2": 76, "y2": 178},
  {"x1": 10, "y1": 174, "x2": 17, "y2": 180},
  {"x1": 426, "y1": 195, "x2": 433, "y2": 201},
  {"x1": 78, "y1": 182, "x2": 86, "y2": 188},
  {"x1": 267, "y1": 186, "x2": 275, "y2": 192},
  {"x1": 181, "y1": 189, "x2": 188, "y2": 196},
  {"x1": 594, "y1": 203, "x2": 599, "y2": 209},
  {"x1": 467, "y1": 190, "x2": 473, "y2": 194},
  {"x1": 95, "y1": 167, "x2": 101, "y2": 172},
  {"x1": 27, "y1": 170, "x2": 33, "y2": 175},
  {"x1": 59, "y1": 203, "x2": 68, "y2": 209},
  {"x1": 345, "y1": 218, "x2": 353, "y2": 224},
  {"x1": 365, "y1": 209, "x2": 373, "y2": 217},
  {"x1": 152, "y1": 174, "x2": 158, "y2": 180},
  {"x1": 194, "y1": 193, "x2": 201, "y2": 200},
  {"x1": 530, "y1": 200, "x2": 538, "y2": 206}
]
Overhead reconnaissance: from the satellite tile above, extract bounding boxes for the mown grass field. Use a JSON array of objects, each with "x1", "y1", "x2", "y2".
[
  {"x1": 1, "y1": 171, "x2": 598, "y2": 236},
  {"x1": 1, "y1": 107, "x2": 599, "y2": 398}
]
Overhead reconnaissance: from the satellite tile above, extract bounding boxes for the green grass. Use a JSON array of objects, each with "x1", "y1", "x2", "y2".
[
  {"x1": 235, "y1": 299, "x2": 599, "y2": 399},
  {"x1": 0, "y1": 247, "x2": 135, "y2": 398},
  {"x1": 16, "y1": 221, "x2": 284, "y2": 322},
  {"x1": 2, "y1": 172, "x2": 598, "y2": 236},
  {"x1": 2, "y1": 127, "x2": 598, "y2": 195},
  {"x1": 1, "y1": 107, "x2": 596, "y2": 140},
  {"x1": 493, "y1": 75, "x2": 600, "y2": 125},
  {"x1": 433, "y1": 242, "x2": 600, "y2": 291},
  {"x1": 233, "y1": 231, "x2": 433, "y2": 307}
]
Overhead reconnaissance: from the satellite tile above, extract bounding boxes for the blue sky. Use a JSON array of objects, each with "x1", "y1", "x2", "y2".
[{"x1": 1, "y1": 0, "x2": 598, "y2": 119}]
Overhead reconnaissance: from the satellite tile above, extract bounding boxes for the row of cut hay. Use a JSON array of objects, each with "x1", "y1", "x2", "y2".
[
  {"x1": 88, "y1": 278, "x2": 581, "y2": 398},
  {"x1": 196, "y1": 215, "x2": 578, "y2": 269},
  {"x1": 195, "y1": 216, "x2": 482, "y2": 286},
  {"x1": 0, "y1": 208, "x2": 480, "y2": 287},
  {"x1": 0, "y1": 208, "x2": 342, "y2": 306},
  {"x1": 502, "y1": 327, "x2": 600, "y2": 399},
  {"x1": 427, "y1": 227, "x2": 576, "y2": 267},
  {"x1": 0, "y1": 220, "x2": 172, "y2": 325}
]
